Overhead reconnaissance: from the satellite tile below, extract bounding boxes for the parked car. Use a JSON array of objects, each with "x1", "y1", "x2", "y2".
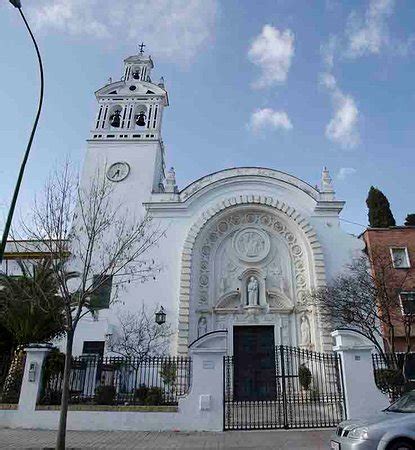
[{"x1": 330, "y1": 390, "x2": 415, "y2": 450}]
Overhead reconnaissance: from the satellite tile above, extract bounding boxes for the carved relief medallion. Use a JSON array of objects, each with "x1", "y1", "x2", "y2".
[{"x1": 232, "y1": 227, "x2": 270, "y2": 263}]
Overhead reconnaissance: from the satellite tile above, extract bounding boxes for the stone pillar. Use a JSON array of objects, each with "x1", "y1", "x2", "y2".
[
  {"x1": 179, "y1": 330, "x2": 227, "y2": 431},
  {"x1": 332, "y1": 330, "x2": 389, "y2": 419},
  {"x1": 18, "y1": 344, "x2": 52, "y2": 412}
]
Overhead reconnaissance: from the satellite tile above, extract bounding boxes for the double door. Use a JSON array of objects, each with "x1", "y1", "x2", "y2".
[{"x1": 233, "y1": 326, "x2": 276, "y2": 401}]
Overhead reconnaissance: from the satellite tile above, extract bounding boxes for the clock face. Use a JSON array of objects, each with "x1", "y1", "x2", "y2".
[{"x1": 106, "y1": 162, "x2": 130, "y2": 182}]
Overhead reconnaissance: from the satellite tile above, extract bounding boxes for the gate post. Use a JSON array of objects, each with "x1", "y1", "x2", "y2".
[
  {"x1": 18, "y1": 343, "x2": 52, "y2": 412},
  {"x1": 332, "y1": 330, "x2": 389, "y2": 419},
  {"x1": 179, "y1": 330, "x2": 227, "y2": 431}
]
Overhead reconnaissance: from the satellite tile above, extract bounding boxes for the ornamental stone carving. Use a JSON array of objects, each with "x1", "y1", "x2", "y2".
[
  {"x1": 193, "y1": 208, "x2": 310, "y2": 335},
  {"x1": 178, "y1": 194, "x2": 329, "y2": 355},
  {"x1": 197, "y1": 316, "x2": 208, "y2": 337},
  {"x1": 300, "y1": 314, "x2": 311, "y2": 346},
  {"x1": 233, "y1": 227, "x2": 270, "y2": 263}
]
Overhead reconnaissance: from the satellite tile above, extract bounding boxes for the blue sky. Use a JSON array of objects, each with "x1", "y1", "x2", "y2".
[{"x1": 1, "y1": 0, "x2": 414, "y2": 235}]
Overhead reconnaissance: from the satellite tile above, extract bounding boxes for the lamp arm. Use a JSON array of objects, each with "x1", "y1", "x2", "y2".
[{"x1": 0, "y1": 6, "x2": 44, "y2": 262}]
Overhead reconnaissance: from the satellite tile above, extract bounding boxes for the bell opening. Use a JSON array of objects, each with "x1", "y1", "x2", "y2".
[
  {"x1": 135, "y1": 111, "x2": 146, "y2": 127},
  {"x1": 109, "y1": 109, "x2": 121, "y2": 128}
]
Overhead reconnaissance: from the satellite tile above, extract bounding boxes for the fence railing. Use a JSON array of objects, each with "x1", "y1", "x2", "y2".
[
  {"x1": 40, "y1": 355, "x2": 191, "y2": 406},
  {"x1": 224, "y1": 346, "x2": 345, "y2": 430},
  {"x1": 0, "y1": 351, "x2": 26, "y2": 404},
  {"x1": 372, "y1": 352, "x2": 415, "y2": 401}
]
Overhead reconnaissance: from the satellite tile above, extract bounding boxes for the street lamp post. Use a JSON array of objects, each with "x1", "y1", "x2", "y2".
[{"x1": 0, "y1": 1, "x2": 45, "y2": 263}]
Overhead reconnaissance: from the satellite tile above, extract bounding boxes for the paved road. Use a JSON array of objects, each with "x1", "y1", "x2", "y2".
[{"x1": 0, "y1": 428, "x2": 332, "y2": 449}]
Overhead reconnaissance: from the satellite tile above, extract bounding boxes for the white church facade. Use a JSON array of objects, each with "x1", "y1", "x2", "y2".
[
  {"x1": 1, "y1": 49, "x2": 362, "y2": 360},
  {"x1": 71, "y1": 49, "x2": 363, "y2": 358},
  {"x1": 1, "y1": 48, "x2": 396, "y2": 435}
]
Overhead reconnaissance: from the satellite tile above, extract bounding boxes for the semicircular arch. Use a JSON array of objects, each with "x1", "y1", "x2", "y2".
[{"x1": 176, "y1": 194, "x2": 327, "y2": 355}]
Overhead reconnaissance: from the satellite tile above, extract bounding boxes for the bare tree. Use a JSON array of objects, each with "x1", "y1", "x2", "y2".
[
  {"x1": 310, "y1": 253, "x2": 414, "y2": 368},
  {"x1": 19, "y1": 162, "x2": 165, "y2": 450},
  {"x1": 107, "y1": 305, "x2": 172, "y2": 366}
]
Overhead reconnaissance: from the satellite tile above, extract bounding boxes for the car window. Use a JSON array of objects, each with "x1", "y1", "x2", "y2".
[{"x1": 387, "y1": 391, "x2": 415, "y2": 413}]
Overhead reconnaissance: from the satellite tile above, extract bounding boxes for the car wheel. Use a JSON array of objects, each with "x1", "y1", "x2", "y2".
[{"x1": 387, "y1": 439, "x2": 415, "y2": 450}]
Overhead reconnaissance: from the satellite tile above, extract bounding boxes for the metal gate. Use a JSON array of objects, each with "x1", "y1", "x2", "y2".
[{"x1": 223, "y1": 345, "x2": 346, "y2": 430}]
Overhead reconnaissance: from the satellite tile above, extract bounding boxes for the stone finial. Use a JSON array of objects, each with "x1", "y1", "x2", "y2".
[
  {"x1": 165, "y1": 167, "x2": 178, "y2": 193},
  {"x1": 158, "y1": 77, "x2": 165, "y2": 88},
  {"x1": 320, "y1": 166, "x2": 335, "y2": 201}
]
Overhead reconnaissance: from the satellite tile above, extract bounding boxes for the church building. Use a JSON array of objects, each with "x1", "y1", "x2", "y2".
[{"x1": 8, "y1": 48, "x2": 361, "y2": 359}]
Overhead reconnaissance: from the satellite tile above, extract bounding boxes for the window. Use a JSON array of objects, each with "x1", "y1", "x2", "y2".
[
  {"x1": 400, "y1": 292, "x2": 415, "y2": 315},
  {"x1": 90, "y1": 275, "x2": 113, "y2": 310},
  {"x1": 391, "y1": 247, "x2": 411, "y2": 269},
  {"x1": 82, "y1": 341, "x2": 105, "y2": 357}
]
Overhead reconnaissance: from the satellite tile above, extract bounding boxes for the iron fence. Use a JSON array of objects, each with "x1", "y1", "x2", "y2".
[
  {"x1": 40, "y1": 355, "x2": 191, "y2": 406},
  {"x1": 224, "y1": 346, "x2": 345, "y2": 430},
  {"x1": 372, "y1": 352, "x2": 415, "y2": 401}
]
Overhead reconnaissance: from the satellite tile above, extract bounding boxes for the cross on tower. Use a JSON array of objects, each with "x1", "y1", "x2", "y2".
[{"x1": 138, "y1": 42, "x2": 146, "y2": 55}]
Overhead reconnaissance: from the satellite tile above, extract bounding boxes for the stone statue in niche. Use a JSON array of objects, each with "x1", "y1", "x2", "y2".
[
  {"x1": 300, "y1": 314, "x2": 311, "y2": 347},
  {"x1": 247, "y1": 276, "x2": 259, "y2": 306},
  {"x1": 197, "y1": 316, "x2": 208, "y2": 337}
]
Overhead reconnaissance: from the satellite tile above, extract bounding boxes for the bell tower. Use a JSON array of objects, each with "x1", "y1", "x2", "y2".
[{"x1": 81, "y1": 45, "x2": 169, "y2": 214}]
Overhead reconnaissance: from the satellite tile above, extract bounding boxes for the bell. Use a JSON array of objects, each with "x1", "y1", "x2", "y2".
[
  {"x1": 132, "y1": 70, "x2": 140, "y2": 80},
  {"x1": 109, "y1": 109, "x2": 121, "y2": 127},
  {"x1": 136, "y1": 111, "x2": 146, "y2": 127}
]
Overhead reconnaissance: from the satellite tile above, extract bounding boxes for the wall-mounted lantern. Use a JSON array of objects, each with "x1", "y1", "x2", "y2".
[{"x1": 155, "y1": 306, "x2": 166, "y2": 325}]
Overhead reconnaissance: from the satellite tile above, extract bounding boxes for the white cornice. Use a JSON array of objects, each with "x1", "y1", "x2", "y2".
[{"x1": 179, "y1": 167, "x2": 320, "y2": 202}]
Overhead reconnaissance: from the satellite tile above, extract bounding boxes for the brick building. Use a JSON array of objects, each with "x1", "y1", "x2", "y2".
[{"x1": 362, "y1": 226, "x2": 415, "y2": 352}]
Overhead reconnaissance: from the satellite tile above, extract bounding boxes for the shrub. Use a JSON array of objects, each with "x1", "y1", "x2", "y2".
[
  {"x1": 94, "y1": 385, "x2": 116, "y2": 405},
  {"x1": 134, "y1": 384, "x2": 149, "y2": 403},
  {"x1": 298, "y1": 365, "x2": 312, "y2": 391},
  {"x1": 375, "y1": 368, "x2": 405, "y2": 394},
  {"x1": 160, "y1": 362, "x2": 177, "y2": 386},
  {"x1": 144, "y1": 387, "x2": 164, "y2": 405},
  {"x1": 40, "y1": 389, "x2": 62, "y2": 405},
  {"x1": 310, "y1": 387, "x2": 319, "y2": 401},
  {"x1": 43, "y1": 348, "x2": 65, "y2": 387}
]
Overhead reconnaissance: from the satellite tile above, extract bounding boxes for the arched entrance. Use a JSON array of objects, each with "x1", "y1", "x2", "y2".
[{"x1": 177, "y1": 195, "x2": 330, "y2": 356}]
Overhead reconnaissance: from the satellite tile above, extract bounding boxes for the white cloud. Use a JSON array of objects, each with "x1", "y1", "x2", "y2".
[
  {"x1": 248, "y1": 108, "x2": 293, "y2": 133},
  {"x1": 321, "y1": 73, "x2": 359, "y2": 149},
  {"x1": 346, "y1": 0, "x2": 394, "y2": 57},
  {"x1": 320, "y1": 35, "x2": 337, "y2": 69},
  {"x1": 248, "y1": 25, "x2": 295, "y2": 89},
  {"x1": 28, "y1": 0, "x2": 218, "y2": 65},
  {"x1": 337, "y1": 167, "x2": 357, "y2": 180}
]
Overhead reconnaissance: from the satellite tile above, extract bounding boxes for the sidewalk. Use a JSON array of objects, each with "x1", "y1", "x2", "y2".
[{"x1": 0, "y1": 428, "x2": 332, "y2": 449}]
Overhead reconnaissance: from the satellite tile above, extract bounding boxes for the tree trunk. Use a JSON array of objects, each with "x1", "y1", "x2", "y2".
[
  {"x1": 56, "y1": 331, "x2": 74, "y2": 450},
  {"x1": 1, "y1": 346, "x2": 24, "y2": 403}
]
